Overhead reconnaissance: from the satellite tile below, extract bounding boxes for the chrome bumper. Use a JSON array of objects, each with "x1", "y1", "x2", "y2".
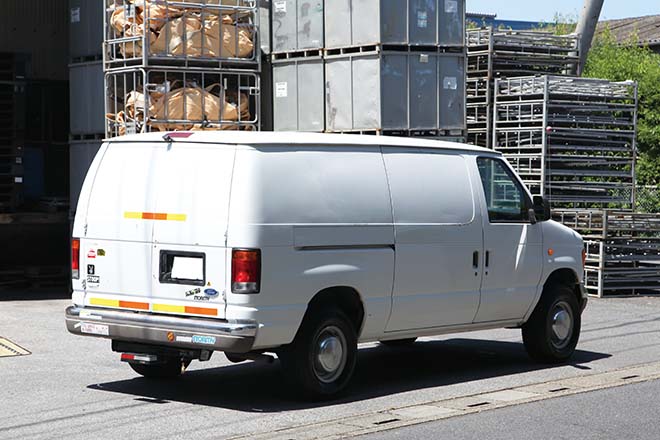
[{"x1": 65, "y1": 306, "x2": 258, "y2": 353}]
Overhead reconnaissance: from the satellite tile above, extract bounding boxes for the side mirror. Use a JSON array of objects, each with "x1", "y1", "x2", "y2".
[{"x1": 533, "y1": 196, "x2": 551, "y2": 222}]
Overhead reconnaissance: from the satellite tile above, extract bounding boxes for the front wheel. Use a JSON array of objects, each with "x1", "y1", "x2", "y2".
[
  {"x1": 129, "y1": 357, "x2": 190, "y2": 379},
  {"x1": 279, "y1": 308, "x2": 357, "y2": 399},
  {"x1": 522, "y1": 284, "x2": 581, "y2": 363}
]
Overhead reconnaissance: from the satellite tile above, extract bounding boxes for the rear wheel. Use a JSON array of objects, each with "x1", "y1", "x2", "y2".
[
  {"x1": 522, "y1": 284, "x2": 581, "y2": 363},
  {"x1": 279, "y1": 308, "x2": 357, "y2": 399},
  {"x1": 129, "y1": 357, "x2": 191, "y2": 379},
  {"x1": 380, "y1": 338, "x2": 417, "y2": 347}
]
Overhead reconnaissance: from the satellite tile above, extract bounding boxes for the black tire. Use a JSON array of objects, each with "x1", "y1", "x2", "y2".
[
  {"x1": 522, "y1": 284, "x2": 581, "y2": 363},
  {"x1": 279, "y1": 307, "x2": 357, "y2": 400},
  {"x1": 380, "y1": 338, "x2": 417, "y2": 347},
  {"x1": 129, "y1": 358, "x2": 190, "y2": 379}
]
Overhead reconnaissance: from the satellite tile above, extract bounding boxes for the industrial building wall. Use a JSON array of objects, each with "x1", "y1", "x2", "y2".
[{"x1": 0, "y1": 0, "x2": 69, "y2": 80}]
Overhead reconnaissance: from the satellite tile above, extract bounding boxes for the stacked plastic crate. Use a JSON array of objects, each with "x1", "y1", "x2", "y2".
[
  {"x1": 69, "y1": 0, "x2": 105, "y2": 217},
  {"x1": 0, "y1": 54, "x2": 25, "y2": 211},
  {"x1": 104, "y1": 0, "x2": 261, "y2": 137},
  {"x1": 466, "y1": 29, "x2": 579, "y2": 148},
  {"x1": 272, "y1": 0, "x2": 467, "y2": 140}
]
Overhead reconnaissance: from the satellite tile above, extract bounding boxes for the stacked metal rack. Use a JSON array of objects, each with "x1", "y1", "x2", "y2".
[
  {"x1": 0, "y1": 54, "x2": 24, "y2": 212},
  {"x1": 271, "y1": 0, "x2": 467, "y2": 140},
  {"x1": 493, "y1": 75, "x2": 638, "y2": 208},
  {"x1": 104, "y1": 0, "x2": 261, "y2": 137},
  {"x1": 554, "y1": 210, "x2": 660, "y2": 297},
  {"x1": 466, "y1": 29, "x2": 579, "y2": 147}
]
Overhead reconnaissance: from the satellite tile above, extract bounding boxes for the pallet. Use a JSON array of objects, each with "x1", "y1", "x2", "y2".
[{"x1": 0, "y1": 266, "x2": 68, "y2": 291}]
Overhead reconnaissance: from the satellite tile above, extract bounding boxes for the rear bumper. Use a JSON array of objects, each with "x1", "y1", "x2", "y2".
[{"x1": 65, "y1": 306, "x2": 258, "y2": 353}]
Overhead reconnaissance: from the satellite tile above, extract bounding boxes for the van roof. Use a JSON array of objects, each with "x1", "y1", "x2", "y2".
[{"x1": 109, "y1": 131, "x2": 499, "y2": 155}]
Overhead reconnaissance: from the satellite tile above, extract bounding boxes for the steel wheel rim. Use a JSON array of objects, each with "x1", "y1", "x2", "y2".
[
  {"x1": 550, "y1": 301, "x2": 574, "y2": 350},
  {"x1": 313, "y1": 325, "x2": 347, "y2": 384}
]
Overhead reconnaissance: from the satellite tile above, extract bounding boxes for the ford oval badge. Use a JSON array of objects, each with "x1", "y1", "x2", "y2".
[{"x1": 204, "y1": 288, "x2": 219, "y2": 297}]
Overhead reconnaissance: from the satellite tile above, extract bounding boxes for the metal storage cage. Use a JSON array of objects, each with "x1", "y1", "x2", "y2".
[
  {"x1": 554, "y1": 210, "x2": 660, "y2": 297},
  {"x1": 272, "y1": 0, "x2": 324, "y2": 53},
  {"x1": 104, "y1": 0, "x2": 261, "y2": 71},
  {"x1": 69, "y1": 61, "x2": 106, "y2": 135},
  {"x1": 493, "y1": 75, "x2": 637, "y2": 209},
  {"x1": 105, "y1": 67, "x2": 260, "y2": 137},
  {"x1": 69, "y1": 0, "x2": 105, "y2": 61},
  {"x1": 325, "y1": 0, "x2": 465, "y2": 49},
  {"x1": 325, "y1": 48, "x2": 465, "y2": 133},
  {"x1": 466, "y1": 28, "x2": 579, "y2": 148},
  {"x1": 272, "y1": 55, "x2": 324, "y2": 131}
]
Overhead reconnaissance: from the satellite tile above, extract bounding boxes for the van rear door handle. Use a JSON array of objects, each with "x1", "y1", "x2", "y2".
[
  {"x1": 472, "y1": 251, "x2": 479, "y2": 269},
  {"x1": 485, "y1": 250, "x2": 490, "y2": 268}
]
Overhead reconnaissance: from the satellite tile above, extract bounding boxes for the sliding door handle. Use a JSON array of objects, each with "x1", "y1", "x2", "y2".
[
  {"x1": 472, "y1": 251, "x2": 479, "y2": 269},
  {"x1": 485, "y1": 250, "x2": 490, "y2": 268}
]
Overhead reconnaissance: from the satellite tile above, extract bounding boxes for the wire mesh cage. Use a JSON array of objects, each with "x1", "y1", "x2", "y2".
[
  {"x1": 494, "y1": 75, "x2": 638, "y2": 209},
  {"x1": 104, "y1": 0, "x2": 260, "y2": 70},
  {"x1": 105, "y1": 67, "x2": 260, "y2": 137}
]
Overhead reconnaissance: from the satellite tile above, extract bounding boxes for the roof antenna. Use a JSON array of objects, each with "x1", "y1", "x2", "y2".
[{"x1": 162, "y1": 133, "x2": 174, "y2": 142}]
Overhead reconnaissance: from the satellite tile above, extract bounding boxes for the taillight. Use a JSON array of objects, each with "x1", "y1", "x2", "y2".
[
  {"x1": 72, "y1": 238, "x2": 80, "y2": 279},
  {"x1": 582, "y1": 248, "x2": 587, "y2": 268},
  {"x1": 231, "y1": 249, "x2": 261, "y2": 294}
]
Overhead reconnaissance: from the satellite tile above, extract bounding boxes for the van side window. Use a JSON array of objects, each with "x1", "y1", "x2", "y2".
[{"x1": 477, "y1": 157, "x2": 529, "y2": 223}]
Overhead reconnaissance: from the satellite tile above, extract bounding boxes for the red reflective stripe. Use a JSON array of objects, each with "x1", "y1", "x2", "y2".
[
  {"x1": 121, "y1": 353, "x2": 135, "y2": 361},
  {"x1": 141, "y1": 212, "x2": 168, "y2": 220},
  {"x1": 184, "y1": 306, "x2": 217, "y2": 316},
  {"x1": 119, "y1": 301, "x2": 149, "y2": 310}
]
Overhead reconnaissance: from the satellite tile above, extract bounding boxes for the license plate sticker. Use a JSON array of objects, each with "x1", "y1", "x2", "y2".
[{"x1": 80, "y1": 322, "x2": 109, "y2": 336}]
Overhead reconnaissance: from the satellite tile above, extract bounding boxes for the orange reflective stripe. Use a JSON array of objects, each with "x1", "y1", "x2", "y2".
[
  {"x1": 124, "y1": 212, "x2": 187, "y2": 221},
  {"x1": 119, "y1": 301, "x2": 149, "y2": 310},
  {"x1": 185, "y1": 306, "x2": 217, "y2": 316}
]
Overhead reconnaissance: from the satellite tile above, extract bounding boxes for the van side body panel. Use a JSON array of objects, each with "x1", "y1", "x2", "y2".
[
  {"x1": 382, "y1": 147, "x2": 484, "y2": 332},
  {"x1": 226, "y1": 145, "x2": 395, "y2": 348}
]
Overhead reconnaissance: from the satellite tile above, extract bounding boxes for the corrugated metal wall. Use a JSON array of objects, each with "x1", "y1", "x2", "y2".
[{"x1": 0, "y1": 0, "x2": 68, "y2": 80}]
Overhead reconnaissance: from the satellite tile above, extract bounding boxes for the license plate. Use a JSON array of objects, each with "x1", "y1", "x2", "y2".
[{"x1": 80, "y1": 322, "x2": 109, "y2": 336}]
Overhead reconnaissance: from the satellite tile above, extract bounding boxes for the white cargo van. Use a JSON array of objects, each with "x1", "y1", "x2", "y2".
[{"x1": 66, "y1": 132, "x2": 587, "y2": 398}]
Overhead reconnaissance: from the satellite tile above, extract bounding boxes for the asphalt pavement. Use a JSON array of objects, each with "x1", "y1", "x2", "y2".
[
  {"x1": 1, "y1": 292, "x2": 660, "y2": 439},
  {"x1": 361, "y1": 378, "x2": 660, "y2": 440}
]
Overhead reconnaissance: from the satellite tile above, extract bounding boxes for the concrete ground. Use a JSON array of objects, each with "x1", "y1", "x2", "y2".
[{"x1": 1, "y1": 293, "x2": 660, "y2": 439}]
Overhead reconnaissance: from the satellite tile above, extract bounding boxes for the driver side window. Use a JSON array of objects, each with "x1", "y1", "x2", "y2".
[{"x1": 477, "y1": 157, "x2": 530, "y2": 223}]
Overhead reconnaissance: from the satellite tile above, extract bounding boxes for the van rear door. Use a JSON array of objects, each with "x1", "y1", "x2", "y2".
[{"x1": 82, "y1": 140, "x2": 235, "y2": 320}]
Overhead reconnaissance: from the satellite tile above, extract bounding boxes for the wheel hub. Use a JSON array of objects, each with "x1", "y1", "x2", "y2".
[
  {"x1": 313, "y1": 325, "x2": 347, "y2": 383},
  {"x1": 551, "y1": 301, "x2": 573, "y2": 348},
  {"x1": 318, "y1": 336, "x2": 343, "y2": 372}
]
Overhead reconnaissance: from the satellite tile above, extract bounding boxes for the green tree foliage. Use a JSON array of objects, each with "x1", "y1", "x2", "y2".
[{"x1": 584, "y1": 29, "x2": 660, "y2": 185}]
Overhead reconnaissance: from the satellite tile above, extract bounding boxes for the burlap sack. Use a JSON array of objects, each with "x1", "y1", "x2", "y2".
[
  {"x1": 151, "y1": 14, "x2": 253, "y2": 58},
  {"x1": 148, "y1": 85, "x2": 249, "y2": 131}
]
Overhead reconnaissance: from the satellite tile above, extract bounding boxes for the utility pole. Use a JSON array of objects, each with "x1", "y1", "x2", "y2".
[{"x1": 573, "y1": 0, "x2": 605, "y2": 75}]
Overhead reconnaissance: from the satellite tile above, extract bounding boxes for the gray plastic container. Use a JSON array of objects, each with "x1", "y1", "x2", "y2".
[
  {"x1": 325, "y1": 0, "x2": 465, "y2": 49},
  {"x1": 325, "y1": 50, "x2": 465, "y2": 132},
  {"x1": 69, "y1": 61, "x2": 105, "y2": 135},
  {"x1": 438, "y1": 52, "x2": 466, "y2": 129},
  {"x1": 69, "y1": 0, "x2": 103, "y2": 60},
  {"x1": 273, "y1": 56, "x2": 325, "y2": 131},
  {"x1": 272, "y1": 0, "x2": 324, "y2": 53}
]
